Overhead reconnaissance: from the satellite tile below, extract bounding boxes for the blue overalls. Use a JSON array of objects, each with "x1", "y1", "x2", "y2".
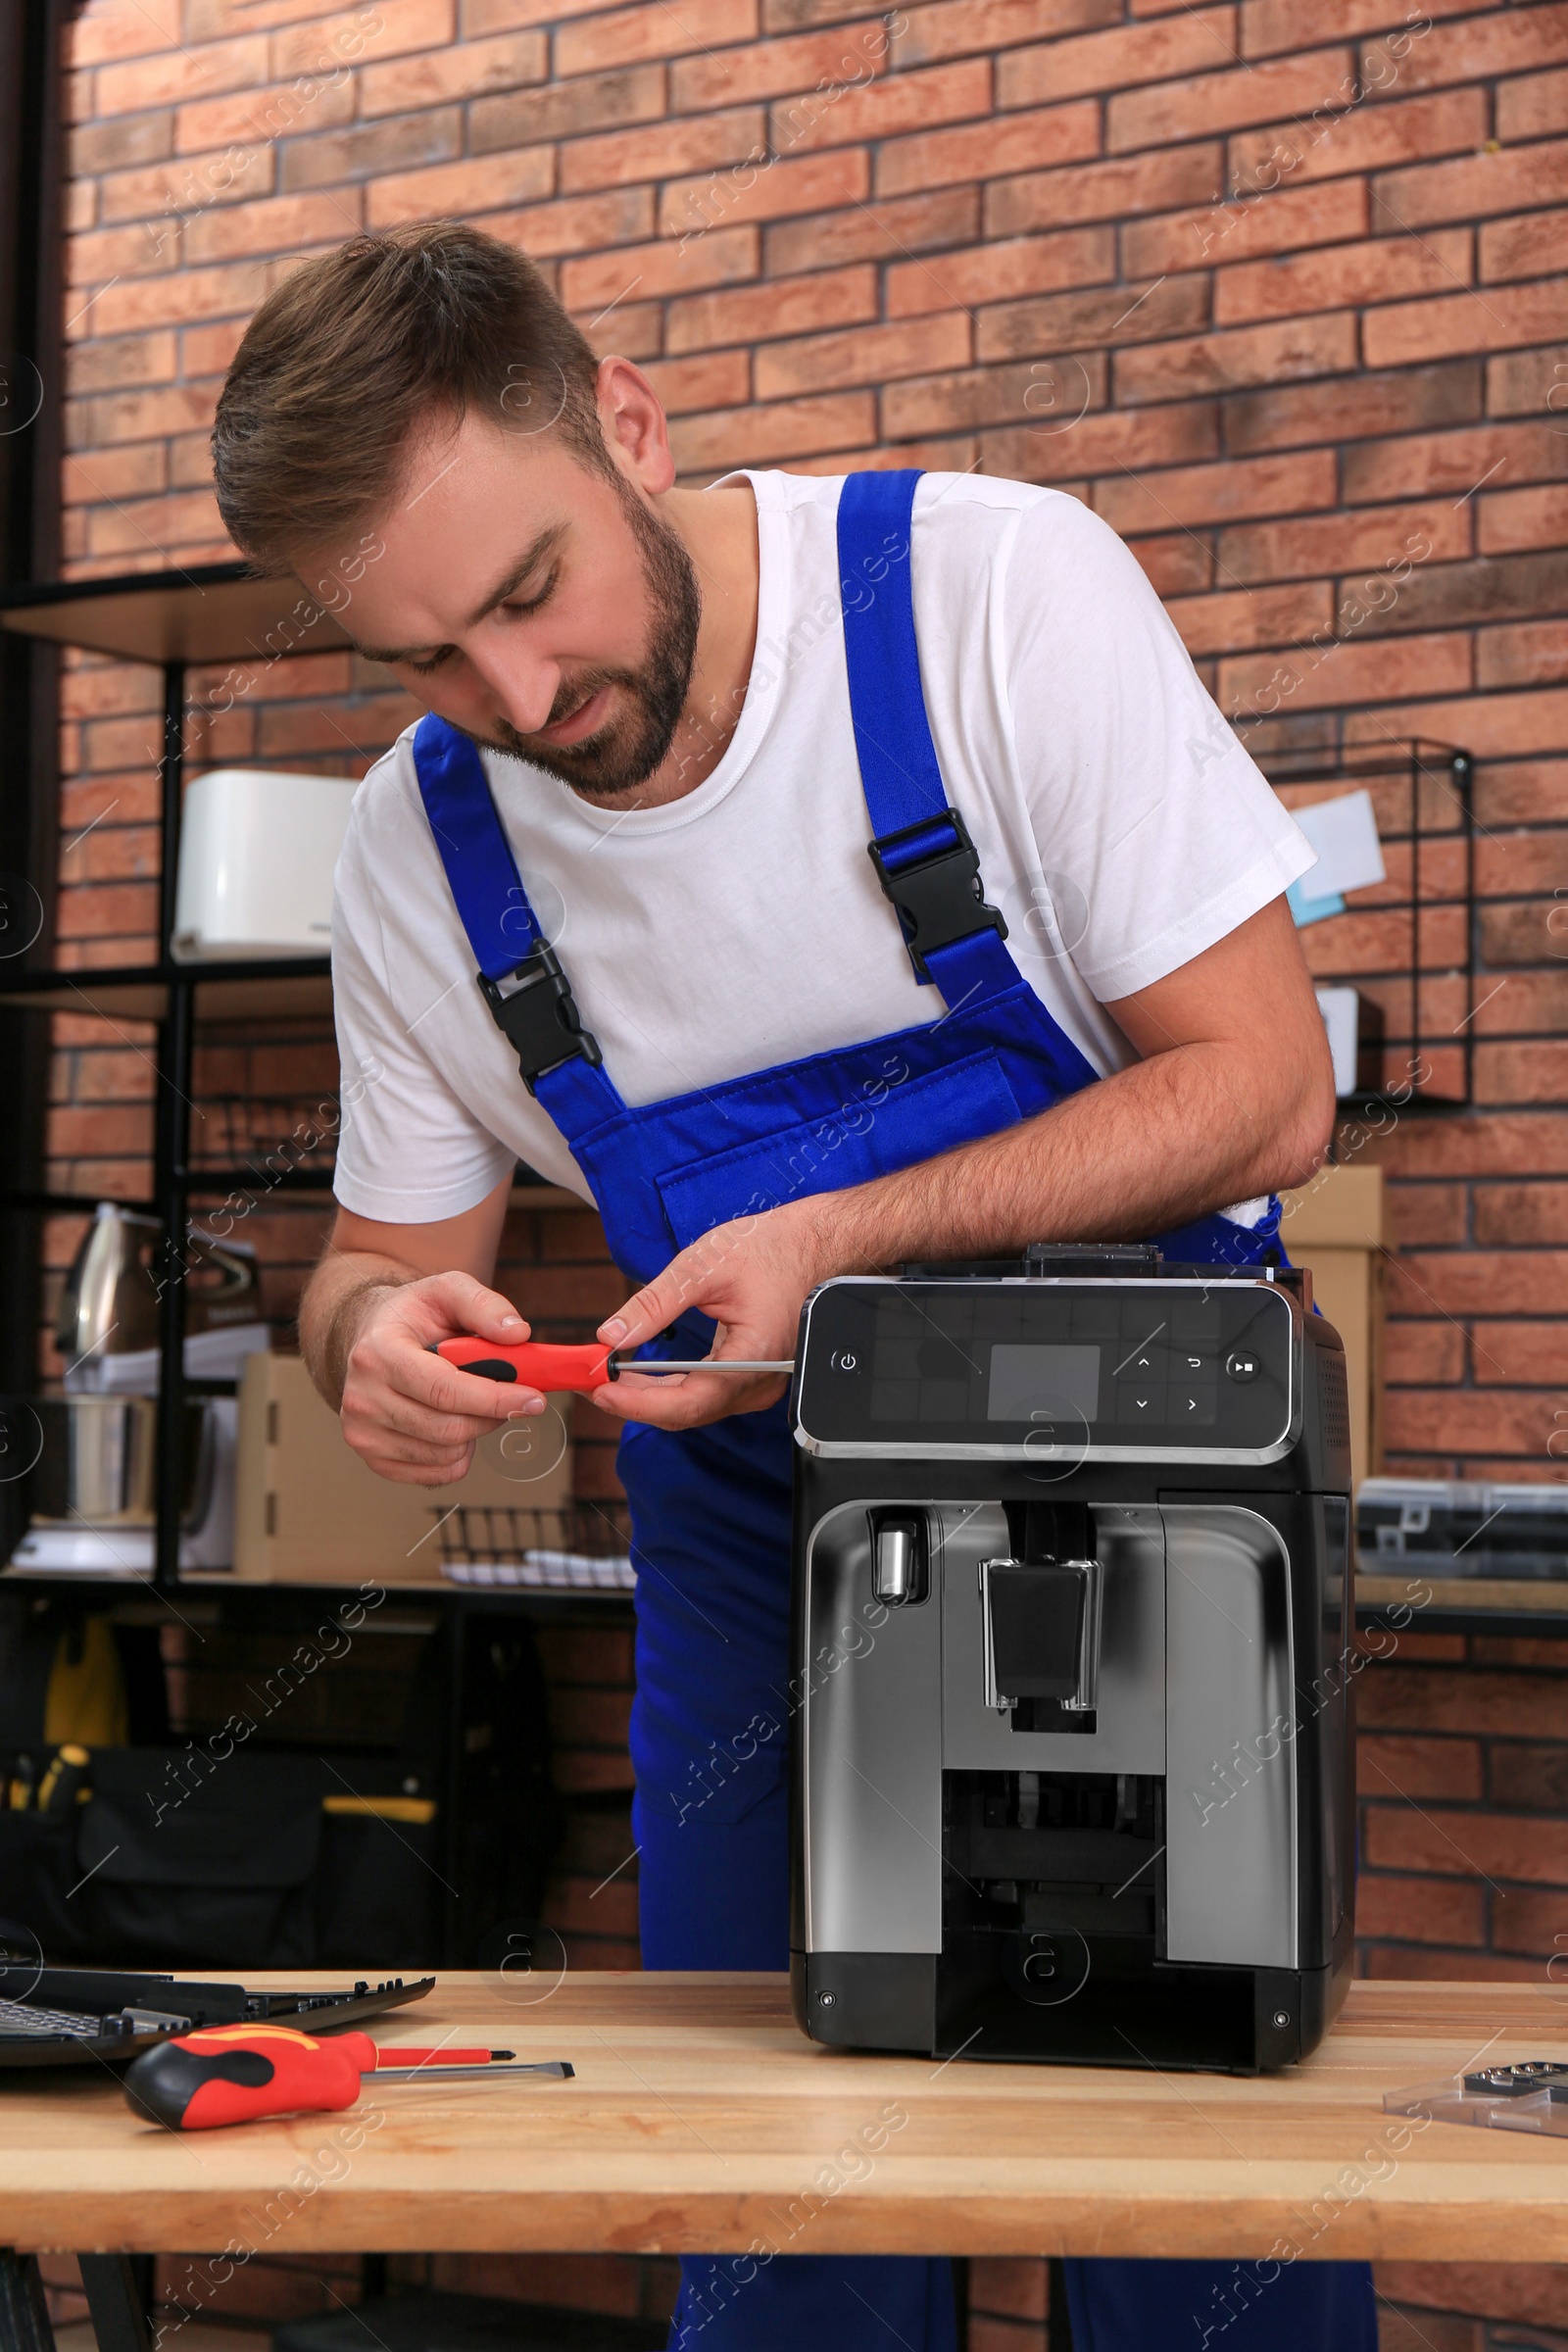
[{"x1": 412, "y1": 470, "x2": 1375, "y2": 2352}]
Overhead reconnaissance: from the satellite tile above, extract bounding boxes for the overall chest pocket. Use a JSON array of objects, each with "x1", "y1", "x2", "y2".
[{"x1": 655, "y1": 1050, "x2": 1021, "y2": 1251}]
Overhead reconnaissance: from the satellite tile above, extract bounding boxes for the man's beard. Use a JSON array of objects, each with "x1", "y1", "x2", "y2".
[{"x1": 467, "y1": 481, "x2": 703, "y2": 801}]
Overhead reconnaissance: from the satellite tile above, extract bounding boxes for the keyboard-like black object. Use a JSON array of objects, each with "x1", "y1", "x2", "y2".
[{"x1": 0, "y1": 1968, "x2": 434, "y2": 2067}]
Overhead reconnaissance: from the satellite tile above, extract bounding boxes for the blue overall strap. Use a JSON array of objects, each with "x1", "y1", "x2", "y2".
[
  {"x1": 411, "y1": 712, "x2": 620, "y2": 1132},
  {"x1": 414, "y1": 711, "x2": 544, "y2": 978},
  {"x1": 837, "y1": 471, "x2": 1086, "y2": 1063},
  {"x1": 838, "y1": 469, "x2": 949, "y2": 835}
]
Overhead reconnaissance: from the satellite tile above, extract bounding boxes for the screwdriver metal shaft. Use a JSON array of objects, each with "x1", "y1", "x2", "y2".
[{"x1": 373, "y1": 2058, "x2": 574, "y2": 2082}]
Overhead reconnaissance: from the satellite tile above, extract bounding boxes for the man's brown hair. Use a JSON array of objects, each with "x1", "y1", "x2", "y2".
[{"x1": 212, "y1": 220, "x2": 609, "y2": 574}]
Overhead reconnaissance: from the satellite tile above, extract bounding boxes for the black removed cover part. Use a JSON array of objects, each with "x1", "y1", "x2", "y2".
[
  {"x1": 0, "y1": 1969, "x2": 434, "y2": 2067},
  {"x1": 276, "y1": 2292, "x2": 668, "y2": 2352}
]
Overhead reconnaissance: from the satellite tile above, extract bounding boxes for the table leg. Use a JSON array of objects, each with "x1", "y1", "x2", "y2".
[
  {"x1": 1048, "y1": 2257, "x2": 1075, "y2": 2349},
  {"x1": 76, "y1": 2260, "x2": 149, "y2": 2352},
  {"x1": 0, "y1": 2254, "x2": 55, "y2": 2352}
]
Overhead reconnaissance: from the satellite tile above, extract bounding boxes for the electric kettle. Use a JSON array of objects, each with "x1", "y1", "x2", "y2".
[
  {"x1": 15, "y1": 1207, "x2": 267, "y2": 1572},
  {"x1": 56, "y1": 1203, "x2": 259, "y2": 1385}
]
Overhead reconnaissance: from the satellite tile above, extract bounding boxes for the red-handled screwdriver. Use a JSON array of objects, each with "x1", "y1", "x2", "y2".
[
  {"x1": 122, "y1": 2023, "x2": 572, "y2": 2131},
  {"x1": 326, "y1": 2033, "x2": 514, "y2": 2071},
  {"x1": 432, "y1": 1338, "x2": 792, "y2": 1392}
]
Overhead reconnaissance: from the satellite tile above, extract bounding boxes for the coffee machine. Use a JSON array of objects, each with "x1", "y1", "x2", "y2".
[{"x1": 789, "y1": 1247, "x2": 1355, "y2": 2075}]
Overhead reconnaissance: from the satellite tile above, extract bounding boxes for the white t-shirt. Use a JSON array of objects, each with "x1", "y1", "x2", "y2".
[{"x1": 330, "y1": 468, "x2": 1315, "y2": 1222}]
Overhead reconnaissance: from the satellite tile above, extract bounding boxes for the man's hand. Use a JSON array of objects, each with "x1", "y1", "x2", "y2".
[
  {"x1": 298, "y1": 1179, "x2": 539, "y2": 1485},
  {"x1": 589, "y1": 1200, "x2": 831, "y2": 1432},
  {"x1": 338, "y1": 1272, "x2": 546, "y2": 1486}
]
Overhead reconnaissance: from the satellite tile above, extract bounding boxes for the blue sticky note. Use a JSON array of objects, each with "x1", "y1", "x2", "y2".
[{"x1": 1288, "y1": 877, "x2": 1347, "y2": 927}]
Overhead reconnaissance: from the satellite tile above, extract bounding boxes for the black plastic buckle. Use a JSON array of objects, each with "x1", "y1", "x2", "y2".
[
  {"x1": 867, "y1": 808, "x2": 1007, "y2": 984},
  {"x1": 478, "y1": 944, "x2": 603, "y2": 1097}
]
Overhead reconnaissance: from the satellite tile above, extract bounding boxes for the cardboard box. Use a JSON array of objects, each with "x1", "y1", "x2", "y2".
[
  {"x1": 1276, "y1": 1164, "x2": 1386, "y2": 1490},
  {"x1": 234, "y1": 1353, "x2": 573, "y2": 1584}
]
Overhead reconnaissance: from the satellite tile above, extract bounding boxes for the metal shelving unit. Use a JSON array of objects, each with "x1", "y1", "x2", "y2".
[
  {"x1": 1, "y1": 563, "x2": 350, "y2": 1590},
  {"x1": 0, "y1": 562, "x2": 576, "y2": 1599},
  {"x1": 0, "y1": 568, "x2": 629, "y2": 1972}
]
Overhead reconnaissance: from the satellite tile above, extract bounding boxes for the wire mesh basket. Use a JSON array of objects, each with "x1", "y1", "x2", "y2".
[
  {"x1": 1261, "y1": 738, "x2": 1475, "y2": 1106},
  {"x1": 434, "y1": 1500, "x2": 636, "y2": 1592}
]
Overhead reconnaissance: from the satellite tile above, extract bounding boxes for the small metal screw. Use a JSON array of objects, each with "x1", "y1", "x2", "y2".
[
  {"x1": 1272, "y1": 2010, "x2": 1290, "y2": 2029},
  {"x1": 817, "y1": 1989, "x2": 837, "y2": 2007}
]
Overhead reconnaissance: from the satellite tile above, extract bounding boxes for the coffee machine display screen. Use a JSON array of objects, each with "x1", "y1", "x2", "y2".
[
  {"x1": 987, "y1": 1344, "x2": 1101, "y2": 1423},
  {"x1": 796, "y1": 1280, "x2": 1295, "y2": 1454}
]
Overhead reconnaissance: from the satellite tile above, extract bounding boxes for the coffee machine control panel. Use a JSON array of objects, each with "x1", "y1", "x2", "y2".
[{"x1": 795, "y1": 1278, "x2": 1295, "y2": 1459}]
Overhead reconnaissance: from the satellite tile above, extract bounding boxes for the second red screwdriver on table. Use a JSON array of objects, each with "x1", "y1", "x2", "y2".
[{"x1": 122, "y1": 2024, "x2": 573, "y2": 2130}]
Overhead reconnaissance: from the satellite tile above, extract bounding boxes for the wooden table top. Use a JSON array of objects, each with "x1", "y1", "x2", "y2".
[{"x1": 6, "y1": 1974, "x2": 1568, "y2": 2262}]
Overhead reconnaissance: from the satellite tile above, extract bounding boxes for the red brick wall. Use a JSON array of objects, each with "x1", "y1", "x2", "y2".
[
  {"x1": 54, "y1": 0, "x2": 1568, "y2": 1473},
  {"x1": 1359, "y1": 1627, "x2": 1568, "y2": 1984},
  {"x1": 1347, "y1": 1624, "x2": 1568, "y2": 2346},
  {"x1": 48, "y1": 0, "x2": 1568, "y2": 2343}
]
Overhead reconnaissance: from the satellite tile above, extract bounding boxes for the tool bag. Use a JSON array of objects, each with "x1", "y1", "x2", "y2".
[
  {"x1": 0, "y1": 1596, "x2": 131, "y2": 1755},
  {"x1": 0, "y1": 1598, "x2": 137, "y2": 1966},
  {"x1": 74, "y1": 1749, "x2": 326, "y2": 1967},
  {"x1": 0, "y1": 1749, "x2": 441, "y2": 1970}
]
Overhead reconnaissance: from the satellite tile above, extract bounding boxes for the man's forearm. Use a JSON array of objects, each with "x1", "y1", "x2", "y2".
[
  {"x1": 807, "y1": 1035, "x2": 1329, "y2": 1278},
  {"x1": 594, "y1": 899, "x2": 1335, "y2": 1428},
  {"x1": 299, "y1": 1245, "x2": 420, "y2": 1409},
  {"x1": 300, "y1": 1182, "x2": 515, "y2": 1416}
]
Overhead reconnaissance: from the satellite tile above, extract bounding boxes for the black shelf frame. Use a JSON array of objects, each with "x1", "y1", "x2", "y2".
[
  {"x1": 1258, "y1": 738, "x2": 1475, "y2": 1113},
  {"x1": 153, "y1": 653, "x2": 196, "y2": 1592},
  {"x1": 0, "y1": 954, "x2": 332, "y2": 1018},
  {"x1": 0, "y1": 568, "x2": 352, "y2": 1593},
  {"x1": 0, "y1": 567, "x2": 623, "y2": 1979},
  {"x1": 183, "y1": 1165, "x2": 339, "y2": 1192},
  {"x1": 0, "y1": 568, "x2": 559, "y2": 1597},
  {"x1": 1357, "y1": 1598, "x2": 1568, "y2": 1640}
]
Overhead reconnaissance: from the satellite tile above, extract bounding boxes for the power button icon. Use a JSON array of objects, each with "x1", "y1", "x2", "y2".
[{"x1": 830, "y1": 1350, "x2": 858, "y2": 1372}]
